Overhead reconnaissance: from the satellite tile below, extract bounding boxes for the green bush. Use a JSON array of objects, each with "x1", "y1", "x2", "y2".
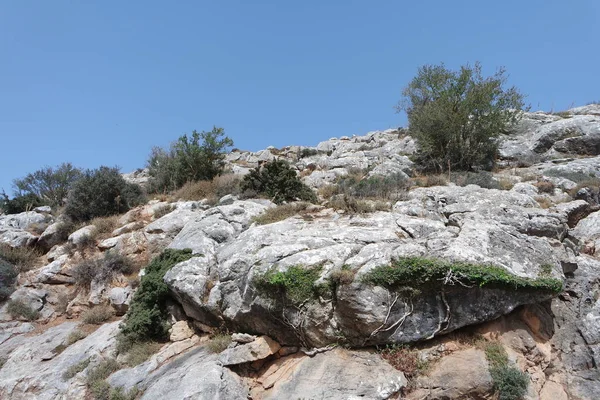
[
  {"x1": 255, "y1": 265, "x2": 329, "y2": 305},
  {"x1": 0, "y1": 191, "x2": 44, "y2": 214},
  {"x1": 363, "y1": 257, "x2": 563, "y2": 294},
  {"x1": 119, "y1": 249, "x2": 196, "y2": 345},
  {"x1": 65, "y1": 166, "x2": 145, "y2": 222},
  {"x1": 397, "y1": 62, "x2": 527, "y2": 172},
  {"x1": 6, "y1": 299, "x2": 40, "y2": 321},
  {"x1": 72, "y1": 251, "x2": 135, "y2": 287},
  {"x1": 483, "y1": 341, "x2": 528, "y2": 400},
  {"x1": 12, "y1": 162, "x2": 83, "y2": 207},
  {"x1": 333, "y1": 172, "x2": 410, "y2": 201},
  {"x1": 0, "y1": 258, "x2": 17, "y2": 302},
  {"x1": 148, "y1": 127, "x2": 233, "y2": 192},
  {"x1": 242, "y1": 159, "x2": 317, "y2": 204},
  {"x1": 299, "y1": 148, "x2": 319, "y2": 158}
]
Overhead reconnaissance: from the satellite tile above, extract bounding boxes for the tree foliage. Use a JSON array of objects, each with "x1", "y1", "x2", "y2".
[
  {"x1": 65, "y1": 166, "x2": 145, "y2": 222},
  {"x1": 242, "y1": 159, "x2": 317, "y2": 204},
  {"x1": 12, "y1": 163, "x2": 82, "y2": 207},
  {"x1": 0, "y1": 191, "x2": 44, "y2": 214},
  {"x1": 397, "y1": 62, "x2": 527, "y2": 172},
  {"x1": 148, "y1": 127, "x2": 233, "y2": 192}
]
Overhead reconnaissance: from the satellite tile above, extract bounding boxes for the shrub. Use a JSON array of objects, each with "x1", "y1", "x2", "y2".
[
  {"x1": 66, "y1": 329, "x2": 88, "y2": 345},
  {"x1": 12, "y1": 162, "x2": 82, "y2": 207},
  {"x1": 6, "y1": 299, "x2": 40, "y2": 321},
  {"x1": 413, "y1": 174, "x2": 448, "y2": 187},
  {"x1": 328, "y1": 195, "x2": 379, "y2": 214},
  {"x1": 379, "y1": 345, "x2": 427, "y2": 378},
  {"x1": 72, "y1": 252, "x2": 135, "y2": 287},
  {"x1": 148, "y1": 127, "x2": 234, "y2": 193},
  {"x1": 91, "y1": 216, "x2": 119, "y2": 238},
  {"x1": 329, "y1": 267, "x2": 355, "y2": 285},
  {"x1": 253, "y1": 202, "x2": 311, "y2": 225},
  {"x1": 332, "y1": 172, "x2": 410, "y2": 201},
  {"x1": 0, "y1": 191, "x2": 44, "y2": 214},
  {"x1": 535, "y1": 181, "x2": 555, "y2": 194},
  {"x1": 255, "y1": 265, "x2": 329, "y2": 306},
  {"x1": 299, "y1": 148, "x2": 319, "y2": 158},
  {"x1": 152, "y1": 204, "x2": 175, "y2": 219},
  {"x1": 62, "y1": 358, "x2": 90, "y2": 380},
  {"x1": 451, "y1": 171, "x2": 501, "y2": 189},
  {"x1": 0, "y1": 258, "x2": 17, "y2": 302},
  {"x1": 206, "y1": 334, "x2": 232, "y2": 353},
  {"x1": 81, "y1": 305, "x2": 114, "y2": 325},
  {"x1": 65, "y1": 166, "x2": 145, "y2": 222},
  {"x1": 483, "y1": 341, "x2": 528, "y2": 400},
  {"x1": 242, "y1": 159, "x2": 317, "y2": 204},
  {"x1": 0, "y1": 244, "x2": 42, "y2": 272},
  {"x1": 86, "y1": 358, "x2": 122, "y2": 400},
  {"x1": 119, "y1": 249, "x2": 196, "y2": 344},
  {"x1": 173, "y1": 174, "x2": 242, "y2": 202},
  {"x1": 363, "y1": 257, "x2": 563, "y2": 294},
  {"x1": 397, "y1": 62, "x2": 527, "y2": 172},
  {"x1": 543, "y1": 169, "x2": 596, "y2": 183},
  {"x1": 124, "y1": 341, "x2": 162, "y2": 367}
]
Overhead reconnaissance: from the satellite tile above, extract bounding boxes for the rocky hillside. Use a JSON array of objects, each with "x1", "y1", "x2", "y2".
[{"x1": 1, "y1": 105, "x2": 600, "y2": 399}]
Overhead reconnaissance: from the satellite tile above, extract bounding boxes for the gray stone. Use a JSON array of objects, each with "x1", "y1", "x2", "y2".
[
  {"x1": 108, "y1": 287, "x2": 133, "y2": 315},
  {"x1": 261, "y1": 348, "x2": 407, "y2": 400},
  {"x1": 231, "y1": 333, "x2": 256, "y2": 344},
  {"x1": 68, "y1": 225, "x2": 97, "y2": 246}
]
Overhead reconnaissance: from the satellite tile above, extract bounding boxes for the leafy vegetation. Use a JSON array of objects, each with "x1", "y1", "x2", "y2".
[
  {"x1": 81, "y1": 306, "x2": 115, "y2": 325},
  {"x1": 206, "y1": 334, "x2": 232, "y2": 353},
  {"x1": 65, "y1": 166, "x2": 145, "y2": 222},
  {"x1": 6, "y1": 299, "x2": 40, "y2": 321},
  {"x1": 72, "y1": 251, "x2": 135, "y2": 287},
  {"x1": 123, "y1": 341, "x2": 162, "y2": 367},
  {"x1": 299, "y1": 148, "x2": 319, "y2": 158},
  {"x1": 483, "y1": 341, "x2": 529, "y2": 400},
  {"x1": 254, "y1": 265, "x2": 328, "y2": 305},
  {"x1": 12, "y1": 162, "x2": 83, "y2": 207},
  {"x1": 118, "y1": 249, "x2": 196, "y2": 346},
  {"x1": 397, "y1": 62, "x2": 527, "y2": 172},
  {"x1": 0, "y1": 258, "x2": 17, "y2": 302},
  {"x1": 253, "y1": 202, "x2": 311, "y2": 225},
  {"x1": 62, "y1": 358, "x2": 90, "y2": 380},
  {"x1": 0, "y1": 192, "x2": 44, "y2": 214},
  {"x1": 333, "y1": 172, "x2": 410, "y2": 200},
  {"x1": 363, "y1": 257, "x2": 563, "y2": 294},
  {"x1": 242, "y1": 159, "x2": 317, "y2": 204},
  {"x1": 148, "y1": 127, "x2": 233, "y2": 192}
]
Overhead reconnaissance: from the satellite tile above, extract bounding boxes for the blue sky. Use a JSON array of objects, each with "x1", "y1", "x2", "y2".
[{"x1": 1, "y1": 0, "x2": 599, "y2": 194}]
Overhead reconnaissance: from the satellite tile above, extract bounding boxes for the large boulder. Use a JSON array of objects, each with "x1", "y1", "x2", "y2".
[{"x1": 165, "y1": 185, "x2": 569, "y2": 348}]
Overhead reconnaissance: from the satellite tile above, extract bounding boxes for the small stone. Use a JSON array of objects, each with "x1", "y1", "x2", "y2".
[
  {"x1": 231, "y1": 333, "x2": 256, "y2": 344},
  {"x1": 219, "y1": 335, "x2": 281, "y2": 366},
  {"x1": 169, "y1": 321, "x2": 194, "y2": 342},
  {"x1": 278, "y1": 346, "x2": 299, "y2": 356}
]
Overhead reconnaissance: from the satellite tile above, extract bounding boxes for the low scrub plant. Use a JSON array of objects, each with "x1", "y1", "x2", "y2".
[
  {"x1": 328, "y1": 195, "x2": 389, "y2": 214},
  {"x1": 0, "y1": 258, "x2": 17, "y2": 302},
  {"x1": 62, "y1": 358, "x2": 90, "y2": 380},
  {"x1": 72, "y1": 251, "x2": 136, "y2": 287},
  {"x1": 253, "y1": 202, "x2": 311, "y2": 225},
  {"x1": 363, "y1": 257, "x2": 563, "y2": 294},
  {"x1": 81, "y1": 305, "x2": 114, "y2": 325},
  {"x1": 0, "y1": 192, "x2": 44, "y2": 214},
  {"x1": 86, "y1": 358, "x2": 123, "y2": 400},
  {"x1": 0, "y1": 244, "x2": 43, "y2": 272},
  {"x1": 299, "y1": 148, "x2": 319, "y2": 158},
  {"x1": 255, "y1": 265, "x2": 329, "y2": 306},
  {"x1": 173, "y1": 174, "x2": 243, "y2": 202},
  {"x1": 206, "y1": 334, "x2": 232, "y2": 353},
  {"x1": 482, "y1": 341, "x2": 529, "y2": 400},
  {"x1": 6, "y1": 299, "x2": 40, "y2": 321},
  {"x1": 535, "y1": 181, "x2": 555, "y2": 194},
  {"x1": 118, "y1": 249, "x2": 196, "y2": 345},
  {"x1": 379, "y1": 344, "x2": 428, "y2": 378},
  {"x1": 413, "y1": 174, "x2": 448, "y2": 187},
  {"x1": 152, "y1": 204, "x2": 175, "y2": 219},
  {"x1": 91, "y1": 216, "x2": 119, "y2": 238},
  {"x1": 332, "y1": 172, "x2": 410, "y2": 201},
  {"x1": 543, "y1": 169, "x2": 596, "y2": 183}
]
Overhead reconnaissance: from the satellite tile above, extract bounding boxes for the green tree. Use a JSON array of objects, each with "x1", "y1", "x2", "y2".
[
  {"x1": 65, "y1": 166, "x2": 145, "y2": 222},
  {"x1": 148, "y1": 127, "x2": 233, "y2": 192},
  {"x1": 0, "y1": 191, "x2": 44, "y2": 214},
  {"x1": 12, "y1": 163, "x2": 82, "y2": 207},
  {"x1": 242, "y1": 159, "x2": 317, "y2": 204},
  {"x1": 397, "y1": 62, "x2": 527, "y2": 172}
]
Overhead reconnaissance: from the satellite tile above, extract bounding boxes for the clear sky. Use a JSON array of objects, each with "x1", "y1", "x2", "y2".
[{"x1": 1, "y1": 0, "x2": 599, "y2": 194}]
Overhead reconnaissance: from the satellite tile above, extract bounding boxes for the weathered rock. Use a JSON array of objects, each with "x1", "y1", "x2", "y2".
[
  {"x1": 409, "y1": 348, "x2": 493, "y2": 400},
  {"x1": 36, "y1": 255, "x2": 73, "y2": 284},
  {"x1": 68, "y1": 225, "x2": 97, "y2": 246},
  {"x1": 570, "y1": 210, "x2": 600, "y2": 254},
  {"x1": 144, "y1": 208, "x2": 198, "y2": 235},
  {"x1": 169, "y1": 320, "x2": 194, "y2": 342},
  {"x1": 108, "y1": 287, "x2": 133, "y2": 315},
  {"x1": 231, "y1": 333, "x2": 256, "y2": 344},
  {"x1": 0, "y1": 321, "x2": 120, "y2": 399},
  {"x1": 219, "y1": 335, "x2": 280, "y2": 366},
  {"x1": 259, "y1": 348, "x2": 407, "y2": 400}
]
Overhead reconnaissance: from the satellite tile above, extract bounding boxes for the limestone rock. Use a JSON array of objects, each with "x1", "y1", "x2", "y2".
[
  {"x1": 169, "y1": 321, "x2": 194, "y2": 342},
  {"x1": 219, "y1": 335, "x2": 281, "y2": 366},
  {"x1": 260, "y1": 348, "x2": 407, "y2": 400},
  {"x1": 68, "y1": 225, "x2": 97, "y2": 246}
]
